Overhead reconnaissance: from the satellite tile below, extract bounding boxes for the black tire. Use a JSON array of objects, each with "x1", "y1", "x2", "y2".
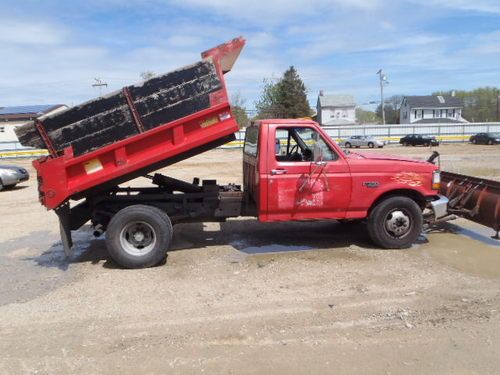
[
  {"x1": 0, "y1": 179, "x2": 3, "y2": 192},
  {"x1": 367, "y1": 196, "x2": 423, "y2": 249},
  {"x1": 488, "y1": 140, "x2": 493, "y2": 145},
  {"x1": 424, "y1": 143, "x2": 429, "y2": 147},
  {"x1": 368, "y1": 142, "x2": 374, "y2": 148},
  {"x1": 345, "y1": 142, "x2": 352, "y2": 148},
  {"x1": 105, "y1": 205, "x2": 172, "y2": 268},
  {"x1": 472, "y1": 139, "x2": 477, "y2": 144}
]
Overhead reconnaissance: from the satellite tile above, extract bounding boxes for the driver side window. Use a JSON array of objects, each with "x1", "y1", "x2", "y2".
[{"x1": 275, "y1": 127, "x2": 337, "y2": 162}]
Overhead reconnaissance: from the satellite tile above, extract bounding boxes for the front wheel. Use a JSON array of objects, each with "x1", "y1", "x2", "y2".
[
  {"x1": 345, "y1": 142, "x2": 352, "y2": 148},
  {"x1": 106, "y1": 205, "x2": 172, "y2": 268},
  {"x1": 367, "y1": 196, "x2": 422, "y2": 249},
  {"x1": 368, "y1": 142, "x2": 374, "y2": 148}
]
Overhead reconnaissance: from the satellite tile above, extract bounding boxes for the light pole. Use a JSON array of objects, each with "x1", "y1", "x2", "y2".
[
  {"x1": 377, "y1": 69, "x2": 389, "y2": 125},
  {"x1": 92, "y1": 78, "x2": 108, "y2": 97}
]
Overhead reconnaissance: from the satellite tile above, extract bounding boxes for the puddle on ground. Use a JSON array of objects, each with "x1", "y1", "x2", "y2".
[
  {"x1": 424, "y1": 220, "x2": 500, "y2": 278},
  {"x1": 230, "y1": 240, "x2": 313, "y2": 255},
  {"x1": 0, "y1": 226, "x2": 109, "y2": 306}
]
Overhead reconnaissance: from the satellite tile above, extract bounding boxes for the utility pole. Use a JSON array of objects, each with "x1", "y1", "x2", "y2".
[
  {"x1": 377, "y1": 69, "x2": 389, "y2": 125},
  {"x1": 92, "y1": 78, "x2": 108, "y2": 97}
]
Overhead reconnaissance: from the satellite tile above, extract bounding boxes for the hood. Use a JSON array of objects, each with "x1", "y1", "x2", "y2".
[{"x1": 346, "y1": 151, "x2": 428, "y2": 164}]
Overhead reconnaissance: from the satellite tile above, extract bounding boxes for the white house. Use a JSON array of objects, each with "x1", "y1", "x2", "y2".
[
  {"x1": 316, "y1": 92, "x2": 357, "y2": 126},
  {"x1": 0, "y1": 104, "x2": 68, "y2": 144},
  {"x1": 399, "y1": 95, "x2": 467, "y2": 124}
]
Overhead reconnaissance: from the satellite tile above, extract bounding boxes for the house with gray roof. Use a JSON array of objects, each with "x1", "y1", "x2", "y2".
[
  {"x1": 399, "y1": 95, "x2": 467, "y2": 124},
  {"x1": 316, "y1": 92, "x2": 357, "y2": 126}
]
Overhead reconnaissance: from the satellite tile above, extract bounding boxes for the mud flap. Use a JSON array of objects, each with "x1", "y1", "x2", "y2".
[{"x1": 55, "y1": 203, "x2": 73, "y2": 257}]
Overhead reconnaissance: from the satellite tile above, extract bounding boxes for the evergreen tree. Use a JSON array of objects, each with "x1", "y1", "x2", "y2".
[
  {"x1": 277, "y1": 66, "x2": 312, "y2": 118},
  {"x1": 255, "y1": 66, "x2": 312, "y2": 119}
]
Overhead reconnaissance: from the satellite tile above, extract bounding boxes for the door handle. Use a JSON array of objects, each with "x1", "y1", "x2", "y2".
[
  {"x1": 312, "y1": 161, "x2": 327, "y2": 166},
  {"x1": 271, "y1": 169, "x2": 288, "y2": 175}
]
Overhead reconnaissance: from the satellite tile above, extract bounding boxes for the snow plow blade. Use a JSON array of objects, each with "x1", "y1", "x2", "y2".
[{"x1": 440, "y1": 171, "x2": 500, "y2": 238}]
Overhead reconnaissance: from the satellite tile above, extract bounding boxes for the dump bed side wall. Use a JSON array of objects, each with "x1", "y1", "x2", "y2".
[{"x1": 35, "y1": 104, "x2": 238, "y2": 209}]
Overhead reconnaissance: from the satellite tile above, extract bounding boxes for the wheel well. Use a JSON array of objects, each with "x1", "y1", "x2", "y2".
[{"x1": 369, "y1": 189, "x2": 426, "y2": 214}]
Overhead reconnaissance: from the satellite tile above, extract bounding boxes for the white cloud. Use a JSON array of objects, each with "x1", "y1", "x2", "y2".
[
  {"x1": 418, "y1": 0, "x2": 500, "y2": 13},
  {"x1": 169, "y1": 0, "x2": 382, "y2": 24},
  {"x1": 0, "y1": 20, "x2": 65, "y2": 45}
]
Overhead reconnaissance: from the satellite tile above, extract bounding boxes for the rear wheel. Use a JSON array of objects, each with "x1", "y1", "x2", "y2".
[
  {"x1": 0, "y1": 179, "x2": 3, "y2": 191},
  {"x1": 472, "y1": 139, "x2": 477, "y2": 144},
  {"x1": 345, "y1": 142, "x2": 352, "y2": 148},
  {"x1": 106, "y1": 205, "x2": 172, "y2": 268},
  {"x1": 488, "y1": 140, "x2": 493, "y2": 145},
  {"x1": 367, "y1": 196, "x2": 422, "y2": 249}
]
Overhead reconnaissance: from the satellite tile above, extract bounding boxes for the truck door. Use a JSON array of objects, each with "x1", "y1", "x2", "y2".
[{"x1": 266, "y1": 124, "x2": 351, "y2": 221}]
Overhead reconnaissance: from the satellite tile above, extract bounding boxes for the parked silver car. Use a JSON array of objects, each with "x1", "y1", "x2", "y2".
[
  {"x1": 343, "y1": 135, "x2": 385, "y2": 148},
  {"x1": 0, "y1": 165, "x2": 30, "y2": 191}
]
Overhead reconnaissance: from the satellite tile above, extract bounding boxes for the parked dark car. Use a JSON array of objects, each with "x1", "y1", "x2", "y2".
[
  {"x1": 0, "y1": 165, "x2": 30, "y2": 191},
  {"x1": 399, "y1": 134, "x2": 439, "y2": 147},
  {"x1": 469, "y1": 132, "x2": 500, "y2": 145}
]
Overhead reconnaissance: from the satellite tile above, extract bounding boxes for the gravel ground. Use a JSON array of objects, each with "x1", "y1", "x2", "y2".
[{"x1": 0, "y1": 143, "x2": 499, "y2": 374}]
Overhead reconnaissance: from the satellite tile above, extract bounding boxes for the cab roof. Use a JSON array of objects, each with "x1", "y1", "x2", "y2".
[{"x1": 252, "y1": 119, "x2": 317, "y2": 126}]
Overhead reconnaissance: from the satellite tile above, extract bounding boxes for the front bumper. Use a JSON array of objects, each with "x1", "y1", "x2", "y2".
[{"x1": 429, "y1": 194, "x2": 449, "y2": 219}]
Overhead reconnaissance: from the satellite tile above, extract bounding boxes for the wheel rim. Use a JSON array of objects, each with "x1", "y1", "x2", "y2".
[
  {"x1": 119, "y1": 221, "x2": 157, "y2": 256},
  {"x1": 384, "y1": 209, "x2": 412, "y2": 239},
  {"x1": 368, "y1": 143, "x2": 374, "y2": 148},
  {"x1": 345, "y1": 143, "x2": 351, "y2": 148}
]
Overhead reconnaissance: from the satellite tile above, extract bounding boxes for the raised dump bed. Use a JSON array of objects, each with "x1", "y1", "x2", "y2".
[{"x1": 16, "y1": 37, "x2": 245, "y2": 210}]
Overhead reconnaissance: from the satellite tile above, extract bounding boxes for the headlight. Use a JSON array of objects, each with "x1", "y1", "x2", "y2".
[{"x1": 432, "y1": 170, "x2": 441, "y2": 190}]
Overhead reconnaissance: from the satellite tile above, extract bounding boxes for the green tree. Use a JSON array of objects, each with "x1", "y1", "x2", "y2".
[
  {"x1": 356, "y1": 108, "x2": 380, "y2": 124},
  {"x1": 375, "y1": 103, "x2": 399, "y2": 124},
  {"x1": 255, "y1": 78, "x2": 284, "y2": 118},
  {"x1": 374, "y1": 95, "x2": 403, "y2": 124},
  {"x1": 140, "y1": 71, "x2": 156, "y2": 80},
  {"x1": 231, "y1": 93, "x2": 250, "y2": 128},
  {"x1": 255, "y1": 66, "x2": 312, "y2": 119}
]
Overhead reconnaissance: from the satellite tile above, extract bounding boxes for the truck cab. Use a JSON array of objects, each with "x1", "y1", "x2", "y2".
[{"x1": 243, "y1": 119, "x2": 447, "y2": 248}]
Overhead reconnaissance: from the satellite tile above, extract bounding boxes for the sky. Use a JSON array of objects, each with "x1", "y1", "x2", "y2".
[{"x1": 1, "y1": 0, "x2": 500, "y2": 111}]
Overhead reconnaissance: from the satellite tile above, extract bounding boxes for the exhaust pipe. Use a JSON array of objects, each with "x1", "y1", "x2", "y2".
[{"x1": 93, "y1": 224, "x2": 104, "y2": 238}]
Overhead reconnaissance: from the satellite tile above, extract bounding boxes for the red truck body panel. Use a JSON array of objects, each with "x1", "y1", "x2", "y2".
[
  {"x1": 244, "y1": 119, "x2": 439, "y2": 222},
  {"x1": 34, "y1": 38, "x2": 245, "y2": 210}
]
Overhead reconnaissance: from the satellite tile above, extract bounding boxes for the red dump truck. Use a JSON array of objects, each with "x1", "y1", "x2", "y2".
[{"x1": 18, "y1": 37, "x2": 450, "y2": 268}]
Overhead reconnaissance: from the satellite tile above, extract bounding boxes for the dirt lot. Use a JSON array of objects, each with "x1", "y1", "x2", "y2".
[{"x1": 0, "y1": 143, "x2": 499, "y2": 374}]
